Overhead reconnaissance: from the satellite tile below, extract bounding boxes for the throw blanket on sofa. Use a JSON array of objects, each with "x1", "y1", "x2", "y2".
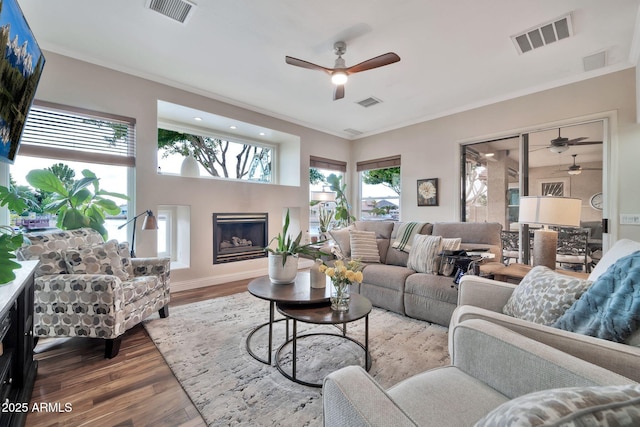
[
  {"x1": 391, "y1": 222, "x2": 426, "y2": 252},
  {"x1": 553, "y1": 250, "x2": 640, "y2": 343}
]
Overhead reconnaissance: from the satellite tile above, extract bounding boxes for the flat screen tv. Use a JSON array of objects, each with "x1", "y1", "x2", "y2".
[{"x1": 0, "y1": 0, "x2": 45, "y2": 164}]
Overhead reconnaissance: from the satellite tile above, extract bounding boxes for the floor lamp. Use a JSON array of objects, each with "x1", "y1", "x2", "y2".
[
  {"x1": 518, "y1": 196, "x2": 581, "y2": 270},
  {"x1": 118, "y1": 210, "x2": 158, "y2": 257}
]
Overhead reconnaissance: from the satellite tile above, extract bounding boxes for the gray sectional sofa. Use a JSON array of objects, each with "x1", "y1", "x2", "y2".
[{"x1": 333, "y1": 220, "x2": 502, "y2": 326}]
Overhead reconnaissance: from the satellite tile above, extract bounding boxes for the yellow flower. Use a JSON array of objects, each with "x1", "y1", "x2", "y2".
[
  {"x1": 345, "y1": 270, "x2": 355, "y2": 281},
  {"x1": 319, "y1": 264, "x2": 327, "y2": 273},
  {"x1": 354, "y1": 271, "x2": 363, "y2": 283},
  {"x1": 334, "y1": 260, "x2": 345, "y2": 269},
  {"x1": 325, "y1": 267, "x2": 335, "y2": 278},
  {"x1": 337, "y1": 265, "x2": 347, "y2": 275}
]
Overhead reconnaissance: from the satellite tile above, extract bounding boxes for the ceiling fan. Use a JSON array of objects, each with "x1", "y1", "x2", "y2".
[
  {"x1": 534, "y1": 128, "x2": 602, "y2": 153},
  {"x1": 285, "y1": 41, "x2": 400, "y2": 100},
  {"x1": 561, "y1": 154, "x2": 603, "y2": 175}
]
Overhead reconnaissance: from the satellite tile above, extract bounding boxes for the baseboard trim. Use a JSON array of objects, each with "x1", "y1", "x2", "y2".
[{"x1": 171, "y1": 258, "x2": 314, "y2": 293}]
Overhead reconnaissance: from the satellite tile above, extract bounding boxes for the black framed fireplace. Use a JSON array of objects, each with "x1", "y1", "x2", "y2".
[{"x1": 212, "y1": 213, "x2": 268, "y2": 264}]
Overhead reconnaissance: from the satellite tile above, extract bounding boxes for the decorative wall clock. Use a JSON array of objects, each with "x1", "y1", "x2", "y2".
[{"x1": 589, "y1": 192, "x2": 603, "y2": 211}]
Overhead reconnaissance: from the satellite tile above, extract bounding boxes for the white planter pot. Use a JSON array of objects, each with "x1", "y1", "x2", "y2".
[{"x1": 268, "y1": 253, "x2": 299, "y2": 284}]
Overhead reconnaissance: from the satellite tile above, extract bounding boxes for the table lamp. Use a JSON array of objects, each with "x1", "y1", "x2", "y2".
[
  {"x1": 118, "y1": 210, "x2": 159, "y2": 257},
  {"x1": 518, "y1": 196, "x2": 581, "y2": 269}
]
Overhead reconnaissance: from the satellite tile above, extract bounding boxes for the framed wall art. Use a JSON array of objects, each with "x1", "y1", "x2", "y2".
[{"x1": 417, "y1": 178, "x2": 438, "y2": 206}]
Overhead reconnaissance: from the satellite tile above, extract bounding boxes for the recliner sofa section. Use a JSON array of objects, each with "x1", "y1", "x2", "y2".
[{"x1": 346, "y1": 221, "x2": 502, "y2": 326}]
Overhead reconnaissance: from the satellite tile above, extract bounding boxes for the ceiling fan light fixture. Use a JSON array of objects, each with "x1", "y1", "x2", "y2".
[
  {"x1": 568, "y1": 169, "x2": 582, "y2": 175},
  {"x1": 549, "y1": 145, "x2": 569, "y2": 154},
  {"x1": 331, "y1": 71, "x2": 348, "y2": 85}
]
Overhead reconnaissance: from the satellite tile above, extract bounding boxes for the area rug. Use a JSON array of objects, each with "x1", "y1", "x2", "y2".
[{"x1": 143, "y1": 292, "x2": 450, "y2": 426}]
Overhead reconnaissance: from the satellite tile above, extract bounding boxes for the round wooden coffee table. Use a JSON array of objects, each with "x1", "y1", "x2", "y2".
[
  {"x1": 274, "y1": 293, "x2": 372, "y2": 388},
  {"x1": 246, "y1": 272, "x2": 331, "y2": 365}
]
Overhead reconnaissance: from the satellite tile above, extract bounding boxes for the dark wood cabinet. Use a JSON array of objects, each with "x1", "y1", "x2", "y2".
[{"x1": 0, "y1": 261, "x2": 38, "y2": 427}]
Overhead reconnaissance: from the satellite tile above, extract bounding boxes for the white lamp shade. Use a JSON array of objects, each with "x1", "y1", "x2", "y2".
[
  {"x1": 311, "y1": 191, "x2": 336, "y2": 202},
  {"x1": 519, "y1": 196, "x2": 581, "y2": 227}
]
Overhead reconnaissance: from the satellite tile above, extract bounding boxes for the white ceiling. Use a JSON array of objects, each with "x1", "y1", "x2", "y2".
[{"x1": 18, "y1": 0, "x2": 640, "y2": 140}]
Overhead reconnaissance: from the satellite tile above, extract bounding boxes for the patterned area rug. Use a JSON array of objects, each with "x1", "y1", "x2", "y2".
[{"x1": 143, "y1": 291, "x2": 450, "y2": 426}]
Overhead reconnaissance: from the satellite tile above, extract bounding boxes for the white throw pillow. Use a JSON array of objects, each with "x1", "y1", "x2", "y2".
[
  {"x1": 588, "y1": 239, "x2": 640, "y2": 282},
  {"x1": 502, "y1": 266, "x2": 592, "y2": 326},
  {"x1": 407, "y1": 235, "x2": 442, "y2": 274}
]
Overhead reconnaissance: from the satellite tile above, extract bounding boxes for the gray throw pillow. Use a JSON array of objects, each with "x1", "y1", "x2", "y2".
[
  {"x1": 64, "y1": 239, "x2": 130, "y2": 281},
  {"x1": 502, "y1": 266, "x2": 592, "y2": 326},
  {"x1": 329, "y1": 225, "x2": 355, "y2": 259},
  {"x1": 474, "y1": 384, "x2": 640, "y2": 427}
]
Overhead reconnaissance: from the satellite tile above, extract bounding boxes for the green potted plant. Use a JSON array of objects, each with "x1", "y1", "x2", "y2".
[
  {"x1": 0, "y1": 185, "x2": 35, "y2": 284},
  {"x1": 326, "y1": 174, "x2": 355, "y2": 228},
  {"x1": 265, "y1": 209, "x2": 323, "y2": 284},
  {"x1": 25, "y1": 168, "x2": 128, "y2": 239}
]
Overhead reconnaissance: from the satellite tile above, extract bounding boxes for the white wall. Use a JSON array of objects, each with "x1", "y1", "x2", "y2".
[
  {"x1": 353, "y1": 69, "x2": 640, "y2": 243},
  {"x1": 33, "y1": 52, "x2": 351, "y2": 290}
]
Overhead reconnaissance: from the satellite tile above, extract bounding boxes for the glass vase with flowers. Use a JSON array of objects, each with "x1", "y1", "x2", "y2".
[{"x1": 319, "y1": 259, "x2": 363, "y2": 311}]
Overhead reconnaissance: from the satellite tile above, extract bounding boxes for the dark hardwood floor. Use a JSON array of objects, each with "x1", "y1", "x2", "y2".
[{"x1": 25, "y1": 278, "x2": 251, "y2": 427}]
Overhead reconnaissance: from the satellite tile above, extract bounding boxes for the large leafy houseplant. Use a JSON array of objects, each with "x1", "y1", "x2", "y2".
[
  {"x1": 25, "y1": 169, "x2": 128, "y2": 239},
  {"x1": 0, "y1": 185, "x2": 36, "y2": 284},
  {"x1": 265, "y1": 209, "x2": 323, "y2": 266},
  {"x1": 326, "y1": 174, "x2": 355, "y2": 228}
]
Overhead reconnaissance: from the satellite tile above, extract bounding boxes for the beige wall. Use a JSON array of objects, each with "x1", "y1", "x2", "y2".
[
  {"x1": 30, "y1": 52, "x2": 640, "y2": 289},
  {"x1": 529, "y1": 163, "x2": 603, "y2": 223},
  {"x1": 353, "y1": 68, "x2": 640, "y2": 243},
  {"x1": 34, "y1": 52, "x2": 351, "y2": 289}
]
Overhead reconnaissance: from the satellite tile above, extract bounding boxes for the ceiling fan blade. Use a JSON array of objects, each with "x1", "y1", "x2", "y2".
[
  {"x1": 334, "y1": 84, "x2": 345, "y2": 100},
  {"x1": 285, "y1": 56, "x2": 332, "y2": 73},
  {"x1": 346, "y1": 52, "x2": 400, "y2": 74},
  {"x1": 530, "y1": 146, "x2": 551, "y2": 152},
  {"x1": 569, "y1": 140, "x2": 603, "y2": 146},
  {"x1": 566, "y1": 137, "x2": 588, "y2": 144}
]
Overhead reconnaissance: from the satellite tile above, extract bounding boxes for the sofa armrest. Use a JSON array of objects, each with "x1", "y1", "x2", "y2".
[
  {"x1": 34, "y1": 274, "x2": 126, "y2": 339},
  {"x1": 451, "y1": 306, "x2": 640, "y2": 383},
  {"x1": 323, "y1": 365, "x2": 417, "y2": 427},
  {"x1": 450, "y1": 319, "x2": 635, "y2": 400},
  {"x1": 132, "y1": 257, "x2": 171, "y2": 290},
  {"x1": 457, "y1": 275, "x2": 516, "y2": 311}
]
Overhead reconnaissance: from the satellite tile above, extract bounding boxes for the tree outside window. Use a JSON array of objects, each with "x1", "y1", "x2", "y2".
[
  {"x1": 157, "y1": 128, "x2": 272, "y2": 182},
  {"x1": 360, "y1": 166, "x2": 400, "y2": 220}
]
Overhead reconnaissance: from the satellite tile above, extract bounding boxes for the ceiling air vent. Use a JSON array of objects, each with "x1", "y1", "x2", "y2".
[
  {"x1": 146, "y1": 0, "x2": 196, "y2": 24},
  {"x1": 511, "y1": 14, "x2": 573, "y2": 55},
  {"x1": 356, "y1": 97, "x2": 382, "y2": 108},
  {"x1": 344, "y1": 128, "x2": 363, "y2": 136},
  {"x1": 583, "y1": 51, "x2": 607, "y2": 72}
]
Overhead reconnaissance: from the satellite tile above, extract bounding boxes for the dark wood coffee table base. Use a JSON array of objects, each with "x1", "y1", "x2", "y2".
[
  {"x1": 246, "y1": 273, "x2": 331, "y2": 365},
  {"x1": 274, "y1": 294, "x2": 372, "y2": 388}
]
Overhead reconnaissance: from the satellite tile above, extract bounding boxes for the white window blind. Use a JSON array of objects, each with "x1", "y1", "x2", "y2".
[{"x1": 19, "y1": 101, "x2": 136, "y2": 167}]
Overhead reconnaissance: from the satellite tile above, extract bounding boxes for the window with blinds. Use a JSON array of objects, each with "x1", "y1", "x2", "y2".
[
  {"x1": 358, "y1": 155, "x2": 401, "y2": 221},
  {"x1": 19, "y1": 101, "x2": 136, "y2": 167}
]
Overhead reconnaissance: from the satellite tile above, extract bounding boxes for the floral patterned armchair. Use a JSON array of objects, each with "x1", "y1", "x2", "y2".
[{"x1": 16, "y1": 228, "x2": 170, "y2": 358}]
